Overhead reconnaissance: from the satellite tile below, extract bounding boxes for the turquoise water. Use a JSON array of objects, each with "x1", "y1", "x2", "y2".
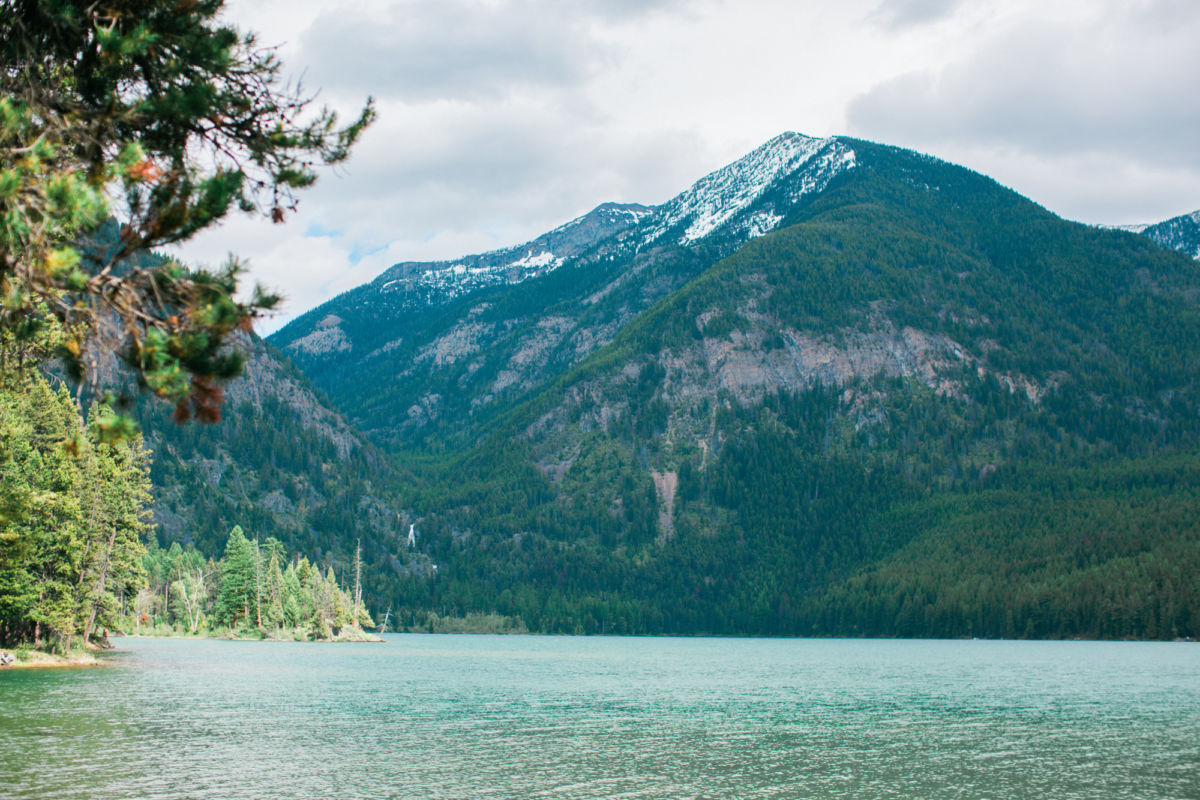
[{"x1": 1, "y1": 635, "x2": 1198, "y2": 799}]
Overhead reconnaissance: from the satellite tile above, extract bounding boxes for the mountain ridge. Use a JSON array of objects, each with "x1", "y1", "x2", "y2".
[
  {"x1": 268, "y1": 132, "x2": 865, "y2": 443},
  {"x1": 271, "y1": 132, "x2": 855, "y2": 357}
]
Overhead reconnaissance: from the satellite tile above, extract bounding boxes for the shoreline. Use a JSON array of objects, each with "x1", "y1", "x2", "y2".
[
  {"x1": 118, "y1": 628, "x2": 382, "y2": 644},
  {"x1": 1, "y1": 627, "x2": 382, "y2": 669},
  {"x1": 1, "y1": 649, "x2": 104, "y2": 669}
]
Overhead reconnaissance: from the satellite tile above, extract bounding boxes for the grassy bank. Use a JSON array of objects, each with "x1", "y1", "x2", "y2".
[{"x1": 1, "y1": 647, "x2": 102, "y2": 669}]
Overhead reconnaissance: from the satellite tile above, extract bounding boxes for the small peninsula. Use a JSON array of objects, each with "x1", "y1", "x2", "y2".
[{"x1": 130, "y1": 526, "x2": 380, "y2": 643}]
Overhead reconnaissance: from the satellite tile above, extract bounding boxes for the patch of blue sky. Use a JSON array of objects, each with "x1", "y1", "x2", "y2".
[
  {"x1": 348, "y1": 241, "x2": 391, "y2": 265},
  {"x1": 304, "y1": 221, "x2": 344, "y2": 239}
]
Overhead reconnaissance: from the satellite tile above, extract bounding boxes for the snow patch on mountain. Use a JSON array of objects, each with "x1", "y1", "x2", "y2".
[
  {"x1": 509, "y1": 250, "x2": 561, "y2": 269},
  {"x1": 744, "y1": 211, "x2": 783, "y2": 239},
  {"x1": 550, "y1": 202, "x2": 653, "y2": 234},
  {"x1": 368, "y1": 203, "x2": 653, "y2": 309},
  {"x1": 274, "y1": 135, "x2": 861, "y2": 358}
]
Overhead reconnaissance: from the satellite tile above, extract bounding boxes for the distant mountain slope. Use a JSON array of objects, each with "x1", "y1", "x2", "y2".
[
  {"x1": 641, "y1": 133, "x2": 855, "y2": 245},
  {"x1": 1140, "y1": 209, "x2": 1200, "y2": 261},
  {"x1": 214, "y1": 133, "x2": 1200, "y2": 638},
  {"x1": 62, "y1": 227, "x2": 418, "y2": 585},
  {"x1": 280, "y1": 201, "x2": 653, "y2": 362}
]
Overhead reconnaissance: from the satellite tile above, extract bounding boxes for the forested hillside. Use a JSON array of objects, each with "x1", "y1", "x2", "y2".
[
  {"x1": 0, "y1": 370, "x2": 150, "y2": 650},
  {"x1": 133, "y1": 334, "x2": 433, "y2": 613},
  {"x1": 1139, "y1": 209, "x2": 1200, "y2": 261},
  {"x1": 271, "y1": 133, "x2": 856, "y2": 445}
]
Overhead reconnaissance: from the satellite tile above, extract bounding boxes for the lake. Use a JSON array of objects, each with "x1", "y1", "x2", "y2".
[{"x1": 1, "y1": 635, "x2": 1197, "y2": 799}]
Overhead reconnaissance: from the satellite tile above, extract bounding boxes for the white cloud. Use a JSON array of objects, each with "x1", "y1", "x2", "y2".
[{"x1": 847, "y1": 0, "x2": 1200, "y2": 219}]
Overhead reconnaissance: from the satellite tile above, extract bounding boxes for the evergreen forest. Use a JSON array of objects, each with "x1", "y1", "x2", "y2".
[
  {"x1": 0, "y1": 368, "x2": 374, "y2": 652},
  {"x1": 136, "y1": 526, "x2": 375, "y2": 641},
  {"x1": 0, "y1": 369, "x2": 150, "y2": 652}
]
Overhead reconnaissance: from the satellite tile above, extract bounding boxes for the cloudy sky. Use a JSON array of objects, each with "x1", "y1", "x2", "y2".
[{"x1": 176, "y1": 0, "x2": 1200, "y2": 332}]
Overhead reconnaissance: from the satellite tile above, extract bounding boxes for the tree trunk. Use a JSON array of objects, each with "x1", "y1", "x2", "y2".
[
  {"x1": 254, "y1": 541, "x2": 262, "y2": 628},
  {"x1": 353, "y1": 540, "x2": 362, "y2": 629},
  {"x1": 82, "y1": 524, "x2": 119, "y2": 646}
]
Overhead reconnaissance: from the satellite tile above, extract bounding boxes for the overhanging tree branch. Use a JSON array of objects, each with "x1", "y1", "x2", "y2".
[{"x1": 0, "y1": 0, "x2": 374, "y2": 426}]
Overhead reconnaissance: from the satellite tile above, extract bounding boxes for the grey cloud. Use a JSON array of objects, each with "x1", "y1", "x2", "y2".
[
  {"x1": 298, "y1": 0, "x2": 690, "y2": 102},
  {"x1": 300, "y1": 1, "x2": 598, "y2": 101},
  {"x1": 566, "y1": 0, "x2": 687, "y2": 20},
  {"x1": 869, "y1": 0, "x2": 965, "y2": 29},
  {"x1": 1136, "y1": 0, "x2": 1200, "y2": 29},
  {"x1": 847, "y1": 10, "x2": 1200, "y2": 170},
  {"x1": 312, "y1": 110, "x2": 580, "y2": 221}
]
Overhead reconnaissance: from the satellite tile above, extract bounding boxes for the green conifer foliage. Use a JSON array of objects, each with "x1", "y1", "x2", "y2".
[
  {"x1": 281, "y1": 563, "x2": 302, "y2": 630},
  {"x1": 214, "y1": 525, "x2": 256, "y2": 628},
  {"x1": 77, "y1": 402, "x2": 150, "y2": 644},
  {"x1": 0, "y1": 370, "x2": 151, "y2": 650},
  {"x1": 263, "y1": 546, "x2": 285, "y2": 629}
]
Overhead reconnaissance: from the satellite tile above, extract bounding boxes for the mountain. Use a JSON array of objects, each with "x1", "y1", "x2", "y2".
[
  {"x1": 1139, "y1": 209, "x2": 1200, "y2": 261},
  {"x1": 455, "y1": 141, "x2": 1200, "y2": 637},
  {"x1": 271, "y1": 133, "x2": 859, "y2": 444},
  {"x1": 262, "y1": 133, "x2": 1200, "y2": 639}
]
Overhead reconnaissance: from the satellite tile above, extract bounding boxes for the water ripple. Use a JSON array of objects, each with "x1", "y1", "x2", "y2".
[{"x1": 1, "y1": 636, "x2": 1198, "y2": 799}]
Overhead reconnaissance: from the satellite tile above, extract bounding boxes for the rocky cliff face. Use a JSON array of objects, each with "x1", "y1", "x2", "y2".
[
  {"x1": 223, "y1": 334, "x2": 363, "y2": 458},
  {"x1": 458, "y1": 138, "x2": 1200, "y2": 561}
]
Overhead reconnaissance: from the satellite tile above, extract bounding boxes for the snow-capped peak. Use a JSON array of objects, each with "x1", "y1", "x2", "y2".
[
  {"x1": 548, "y1": 202, "x2": 654, "y2": 236},
  {"x1": 1100, "y1": 222, "x2": 1150, "y2": 234},
  {"x1": 367, "y1": 201, "x2": 653, "y2": 309},
  {"x1": 642, "y1": 132, "x2": 857, "y2": 246}
]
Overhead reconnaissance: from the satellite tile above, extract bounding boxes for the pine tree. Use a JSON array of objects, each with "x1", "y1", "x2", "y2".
[
  {"x1": 0, "y1": 371, "x2": 154, "y2": 651},
  {"x1": 14, "y1": 377, "x2": 86, "y2": 651},
  {"x1": 0, "y1": 0, "x2": 373, "y2": 423},
  {"x1": 264, "y1": 545, "x2": 285, "y2": 629},
  {"x1": 214, "y1": 526, "x2": 256, "y2": 629},
  {"x1": 352, "y1": 539, "x2": 363, "y2": 630},
  {"x1": 281, "y1": 563, "x2": 302, "y2": 630},
  {"x1": 77, "y1": 404, "x2": 150, "y2": 645}
]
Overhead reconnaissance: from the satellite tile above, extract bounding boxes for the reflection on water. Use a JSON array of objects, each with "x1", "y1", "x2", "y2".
[{"x1": 1, "y1": 635, "x2": 1198, "y2": 799}]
